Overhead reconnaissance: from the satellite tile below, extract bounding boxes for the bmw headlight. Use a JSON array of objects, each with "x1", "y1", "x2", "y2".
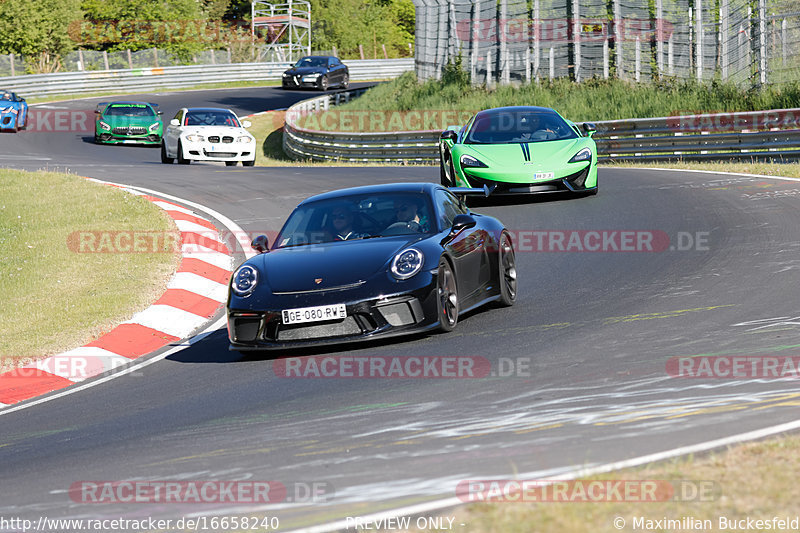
[
  {"x1": 460, "y1": 154, "x2": 488, "y2": 168},
  {"x1": 391, "y1": 248, "x2": 424, "y2": 280},
  {"x1": 568, "y1": 147, "x2": 593, "y2": 163},
  {"x1": 237, "y1": 135, "x2": 254, "y2": 143},
  {"x1": 231, "y1": 265, "x2": 259, "y2": 296},
  {"x1": 148, "y1": 122, "x2": 160, "y2": 132},
  {"x1": 99, "y1": 121, "x2": 110, "y2": 131},
  {"x1": 185, "y1": 134, "x2": 205, "y2": 142}
]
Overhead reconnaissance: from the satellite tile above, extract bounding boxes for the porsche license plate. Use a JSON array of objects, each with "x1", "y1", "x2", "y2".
[
  {"x1": 534, "y1": 172, "x2": 554, "y2": 180},
  {"x1": 282, "y1": 304, "x2": 347, "y2": 325}
]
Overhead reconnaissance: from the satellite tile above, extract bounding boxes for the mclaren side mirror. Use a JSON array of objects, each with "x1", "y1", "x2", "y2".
[
  {"x1": 450, "y1": 214, "x2": 476, "y2": 234},
  {"x1": 583, "y1": 122, "x2": 597, "y2": 136},
  {"x1": 251, "y1": 234, "x2": 270, "y2": 253},
  {"x1": 440, "y1": 130, "x2": 458, "y2": 142}
]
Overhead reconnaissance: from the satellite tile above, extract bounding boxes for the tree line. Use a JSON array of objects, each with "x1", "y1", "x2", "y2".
[{"x1": 0, "y1": 0, "x2": 414, "y2": 73}]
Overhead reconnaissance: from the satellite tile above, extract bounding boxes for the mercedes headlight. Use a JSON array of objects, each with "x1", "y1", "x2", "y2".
[
  {"x1": 185, "y1": 134, "x2": 205, "y2": 142},
  {"x1": 391, "y1": 248, "x2": 424, "y2": 280},
  {"x1": 148, "y1": 122, "x2": 160, "y2": 132},
  {"x1": 231, "y1": 265, "x2": 259, "y2": 296},
  {"x1": 460, "y1": 154, "x2": 488, "y2": 168},
  {"x1": 99, "y1": 121, "x2": 110, "y2": 131},
  {"x1": 568, "y1": 147, "x2": 592, "y2": 163}
]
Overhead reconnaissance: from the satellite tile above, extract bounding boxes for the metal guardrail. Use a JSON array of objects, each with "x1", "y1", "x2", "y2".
[
  {"x1": 0, "y1": 59, "x2": 414, "y2": 97},
  {"x1": 283, "y1": 95, "x2": 800, "y2": 163}
]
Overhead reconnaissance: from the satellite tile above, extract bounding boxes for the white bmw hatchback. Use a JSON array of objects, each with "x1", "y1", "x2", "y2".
[{"x1": 161, "y1": 107, "x2": 256, "y2": 166}]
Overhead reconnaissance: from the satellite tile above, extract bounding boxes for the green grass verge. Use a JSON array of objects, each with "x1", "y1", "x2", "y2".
[
  {"x1": 303, "y1": 71, "x2": 800, "y2": 131},
  {"x1": 412, "y1": 435, "x2": 800, "y2": 532},
  {"x1": 0, "y1": 170, "x2": 180, "y2": 370},
  {"x1": 605, "y1": 160, "x2": 800, "y2": 179}
]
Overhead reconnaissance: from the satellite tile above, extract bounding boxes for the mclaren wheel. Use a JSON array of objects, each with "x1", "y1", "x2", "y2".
[
  {"x1": 436, "y1": 258, "x2": 459, "y2": 332},
  {"x1": 497, "y1": 232, "x2": 517, "y2": 307}
]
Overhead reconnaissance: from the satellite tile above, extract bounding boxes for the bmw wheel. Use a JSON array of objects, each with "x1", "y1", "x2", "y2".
[
  {"x1": 319, "y1": 75, "x2": 329, "y2": 91},
  {"x1": 436, "y1": 258, "x2": 459, "y2": 332},
  {"x1": 497, "y1": 232, "x2": 517, "y2": 307},
  {"x1": 177, "y1": 141, "x2": 190, "y2": 164},
  {"x1": 160, "y1": 143, "x2": 174, "y2": 164},
  {"x1": 242, "y1": 160, "x2": 255, "y2": 167},
  {"x1": 341, "y1": 73, "x2": 349, "y2": 89}
]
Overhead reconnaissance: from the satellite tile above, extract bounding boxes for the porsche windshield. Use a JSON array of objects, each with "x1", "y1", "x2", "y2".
[
  {"x1": 274, "y1": 192, "x2": 435, "y2": 249},
  {"x1": 465, "y1": 110, "x2": 578, "y2": 144}
]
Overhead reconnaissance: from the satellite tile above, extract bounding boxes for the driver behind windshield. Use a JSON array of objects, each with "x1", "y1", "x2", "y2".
[{"x1": 329, "y1": 204, "x2": 368, "y2": 241}]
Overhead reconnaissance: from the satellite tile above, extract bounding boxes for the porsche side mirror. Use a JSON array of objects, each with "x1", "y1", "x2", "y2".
[
  {"x1": 251, "y1": 234, "x2": 269, "y2": 253},
  {"x1": 440, "y1": 130, "x2": 457, "y2": 142},
  {"x1": 583, "y1": 122, "x2": 597, "y2": 137},
  {"x1": 241, "y1": 120, "x2": 252, "y2": 128},
  {"x1": 170, "y1": 118, "x2": 180, "y2": 126},
  {"x1": 450, "y1": 214, "x2": 476, "y2": 234}
]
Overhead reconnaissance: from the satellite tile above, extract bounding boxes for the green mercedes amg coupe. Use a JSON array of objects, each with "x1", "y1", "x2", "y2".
[
  {"x1": 439, "y1": 106, "x2": 598, "y2": 196},
  {"x1": 94, "y1": 101, "x2": 163, "y2": 145}
]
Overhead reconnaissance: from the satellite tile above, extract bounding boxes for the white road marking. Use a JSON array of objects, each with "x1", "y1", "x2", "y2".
[
  {"x1": 124, "y1": 304, "x2": 209, "y2": 338},
  {"x1": 167, "y1": 272, "x2": 228, "y2": 302},
  {"x1": 180, "y1": 244, "x2": 233, "y2": 270}
]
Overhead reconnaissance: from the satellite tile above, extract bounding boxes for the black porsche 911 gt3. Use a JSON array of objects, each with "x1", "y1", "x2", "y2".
[{"x1": 226, "y1": 182, "x2": 517, "y2": 350}]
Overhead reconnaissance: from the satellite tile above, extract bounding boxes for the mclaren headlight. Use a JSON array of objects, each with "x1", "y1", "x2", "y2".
[
  {"x1": 231, "y1": 265, "x2": 259, "y2": 296},
  {"x1": 148, "y1": 122, "x2": 160, "y2": 132},
  {"x1": 391, "y1": 248, "x2": 424, "y2": 280},
  {"x1": 568, "y1": 147, "x2": 593, "y2": 163},
  {"x1": 185, "y1": 133, "x2": 205, "y2": 142},
  {"x1": 460, "y1": 154, "x2": 488, "y2": 168}
]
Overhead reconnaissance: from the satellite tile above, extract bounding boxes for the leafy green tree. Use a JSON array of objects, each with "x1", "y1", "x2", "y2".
[{"x1": 0, "y1": 0, "x2": 83, "y2": 72}]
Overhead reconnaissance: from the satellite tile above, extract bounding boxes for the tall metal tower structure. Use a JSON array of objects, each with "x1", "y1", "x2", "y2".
[{"x1": 251, "y1": 0, "x2": 311, "y2": 62}]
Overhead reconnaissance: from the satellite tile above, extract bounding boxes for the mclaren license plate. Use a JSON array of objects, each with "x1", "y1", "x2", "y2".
[
  {"x1": 534, "y1": 172, "x2": 554, "y2": 180},
  {"x1": 282, "y1": 304, "x2": 347, "y2": 325}
]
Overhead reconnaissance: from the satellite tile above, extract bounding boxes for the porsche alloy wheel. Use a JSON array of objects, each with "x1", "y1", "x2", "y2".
[
  {"x1": 498, "y1": 232, "x2": 517, "y2": 307},
  {"x1": 437, "y1": 258, "x2": 459, "y2": 331}
]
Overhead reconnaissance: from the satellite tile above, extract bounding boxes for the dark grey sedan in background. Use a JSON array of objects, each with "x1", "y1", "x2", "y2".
[{"x1": 281, "y1": 56, "x2": 349, "y2": 90}]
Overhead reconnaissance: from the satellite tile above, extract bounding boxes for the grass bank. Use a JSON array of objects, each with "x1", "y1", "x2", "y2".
[
  {"x1": 294, "y1": 71, "x2": 800, "y2": 132},
  {"x1": 0, "y1": 170, "x2": 180, "y2": 370},
  {"x1": 423, "y1": 435, "x2": 800, "y2": 532}
]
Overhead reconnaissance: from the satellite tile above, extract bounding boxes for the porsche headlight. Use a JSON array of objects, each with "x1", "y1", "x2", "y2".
[
  {"x1": 148, "y1": 122, "x2": 160, "y2": 132},
  {"x1": 391, "y1": 248, "x2": 424, "y2": 280},
  {"x1": 237, "y1": 135, "x2": 254, "y2": 143},
  {"x1": 99, "y1": 121, "x2": 110, "y2": 131},
  {"x1": 231, "y1": 265, "x2": 259, "y2": 296},
  {"x1": 568, "y1": 147, "x2": 592, "y2": 163},
  {"x1": 185, "y1": 133, "x2": 205, "y2": 142},
  {"x1": 460, "y1": 154, "x2": 488, "y2": 168}
]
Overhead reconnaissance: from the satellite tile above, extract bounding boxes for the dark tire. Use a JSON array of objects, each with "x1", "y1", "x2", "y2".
[
  {"x1": 242, "y1": 159, "x2": 255, "y2": 167},
  {"x1": 586, "y1": 187, "x2": 598, "y2": 196},
  {"x1": 160, "y1": 143, "x2": 174, "y2": 164},
  {"x1": 439, "y1": 149, "x2": 455, "y2": 187},
  {"x1": 94, "y1": 135, "x2": 101, "y2": 144},
  {"x1": 177, "y1": 141, "x2": 190, "y2": 164},
  {"x1": 436, "y1": 258, "x2": 459, "y2": 332},
  {"x1": 497, "y1": 232, "x2": 517, "y2": 307},
  {"x1": 341, "y1": 73, "x2": 349, "y2": 89},
  {"x1": 319, "y1": 75, "x2": 328, "y2": 91},
  {"x1": 225, "y1": 161, "x2": 238, "y2": 166}
]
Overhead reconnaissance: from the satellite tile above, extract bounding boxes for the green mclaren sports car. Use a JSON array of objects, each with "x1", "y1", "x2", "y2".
[
  {"x1": 439, "y1": 106, "x2": 598, "y2": 196},
  {"x1": 94, "y1": 101, "x2": 163, "y2": 145}
]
